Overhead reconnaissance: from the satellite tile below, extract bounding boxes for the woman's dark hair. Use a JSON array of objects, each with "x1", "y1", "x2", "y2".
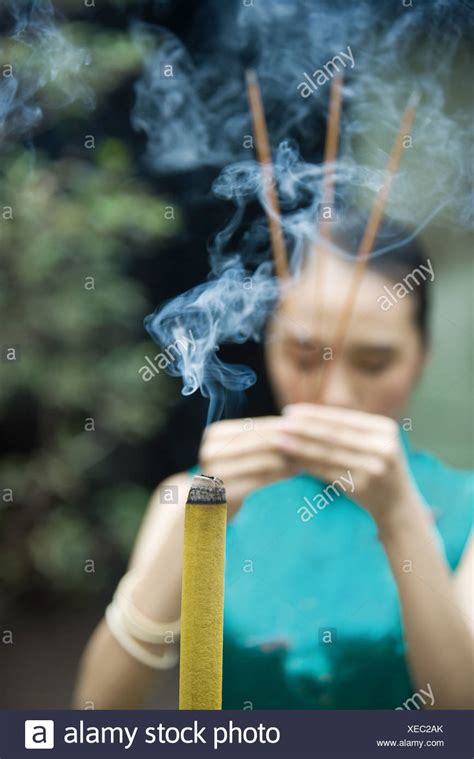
[{"x1": 329, "y1": 213, "x2": 431, "y2": 347}]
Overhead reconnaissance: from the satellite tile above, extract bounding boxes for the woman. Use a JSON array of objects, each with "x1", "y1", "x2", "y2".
[{"x1": 74, "y1": 218, "x2": 473, "y2": 709}]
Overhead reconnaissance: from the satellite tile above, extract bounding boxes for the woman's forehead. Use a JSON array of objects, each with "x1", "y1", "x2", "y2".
[{"x1": 274, "y1": 254, "x2": 416, "y2": 343}]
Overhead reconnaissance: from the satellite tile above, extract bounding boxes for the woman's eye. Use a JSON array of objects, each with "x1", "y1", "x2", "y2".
[
  {"x1": 297, "y1": 356, "x2": 316, "y2": 371},
  {"x1": 292, "y1": 350, "x2": 320, "y2": 371},
  {"x1": 358, "y1": 360, "x2": 391, "y2": 374}
]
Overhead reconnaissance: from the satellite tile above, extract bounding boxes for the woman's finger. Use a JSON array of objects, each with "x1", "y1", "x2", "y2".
[
  {"x1": 204, "y1": 416, "x2": 283, "y2": 443},
  {"x1": 201, "y1": 451, "x2": 293, "y2": 482},
  {"x1": 202, "y1": 419, "x2": 285, "y2": 461},
  {"x1": 284, "y1": 403, "x2": 399, "y2": 436},
  {"x1": 280, "y1": 415, "x2": 388, "y2": 457},
  {"x1": 278, "y1": 433, "x2": 384, "y2": 478}
]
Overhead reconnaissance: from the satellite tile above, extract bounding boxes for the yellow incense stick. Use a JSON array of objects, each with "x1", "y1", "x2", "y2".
[{"x1": 179, "y1": 475, "x2": 227, "y2": 710}]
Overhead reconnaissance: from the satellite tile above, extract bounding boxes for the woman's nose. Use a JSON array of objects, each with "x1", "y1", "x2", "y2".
[{"x1": 317, "y1": 363, "x2": 356, "y2": 408}]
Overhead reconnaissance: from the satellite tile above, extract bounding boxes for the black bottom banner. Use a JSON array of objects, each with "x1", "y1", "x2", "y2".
[{"x1": 0, "y1": 709, "x2": 472, "y2": 758}]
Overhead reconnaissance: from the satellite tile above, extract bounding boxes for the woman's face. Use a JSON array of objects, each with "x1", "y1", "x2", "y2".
[{"x1": 265, "y1": 250, "x2": 426, "y2": 419}]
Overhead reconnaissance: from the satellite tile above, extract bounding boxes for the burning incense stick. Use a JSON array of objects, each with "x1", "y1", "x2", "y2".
[
  {"x1": 312, "y1": 75, "x2": 344, "y2": 302},
  {"x1": 298, "y1": 76, "x2": 344, "y2": 402},
  {"x1": 316, "y1": 92, "x2": 419, "y2": 403},
  {"x1": 246, "y1": 68, "x2": 289, "y2": 280},
  {"x1": 319, "y1": 73, "x2": 343, "y2": 244},
  {"x1": 179, "y1": 475, "x2": 227, "y2": 710}
]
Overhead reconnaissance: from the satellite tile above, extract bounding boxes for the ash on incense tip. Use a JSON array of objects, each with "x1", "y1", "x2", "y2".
[{"x1": 186, "y1": 475, "x2": 226, "y2": 505}]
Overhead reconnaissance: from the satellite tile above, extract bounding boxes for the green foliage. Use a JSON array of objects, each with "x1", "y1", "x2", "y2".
[{"x1": 0, "y1": 21, "x2": 180, "y2": 604}]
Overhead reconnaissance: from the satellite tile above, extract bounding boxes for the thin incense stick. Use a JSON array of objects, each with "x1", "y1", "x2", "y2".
[
  {"x1": 246, "y1": 68, "x2": 289, "y2": 280},
  {"x1": 298, "y1": 75, "x2": 343, "y2": 402},
  {"x1": 179, "y1": 475, "x2": 227, "y2": 710},
  {"x1": 316, "y1": 92, "x2": 419, "y2": 403},
  {"x1": 319, "y1": 73, "x2": 344, "y2": 243}
]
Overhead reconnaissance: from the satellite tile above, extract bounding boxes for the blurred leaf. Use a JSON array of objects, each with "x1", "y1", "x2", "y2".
[
  {"x1": 0, "y1": 11, "x2": 181, "y2": 605},
  {"x1": 96, "y1": 485, "x2": 150, "y2": 555},
  {"x1": 28, "y1": 510, "x2": 95, "y2": 589}
]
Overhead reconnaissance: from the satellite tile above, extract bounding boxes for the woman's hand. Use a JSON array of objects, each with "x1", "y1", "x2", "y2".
[
  {"x1": 199, "y1": 416, "x2": 295, "y2": 518},
  {"x1": 278, "y1": 403, "x2": 418, "y2": 526}
]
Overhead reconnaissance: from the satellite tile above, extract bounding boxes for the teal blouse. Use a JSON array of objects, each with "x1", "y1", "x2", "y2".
[{"x1": 212, "y1": 433, "x2": 473, "y2": 709}]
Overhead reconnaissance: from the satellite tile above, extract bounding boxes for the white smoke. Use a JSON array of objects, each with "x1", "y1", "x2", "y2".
[{"x1": 0, "y1": 0, "x2": 91, "y2": 139}]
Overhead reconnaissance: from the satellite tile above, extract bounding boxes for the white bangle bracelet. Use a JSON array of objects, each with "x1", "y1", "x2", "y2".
[
  {"x1": 114, "y1": 571, "x2": 181, "y2": 644},
  {"x1": 105, "y1": 602, "x2": 179, "y2": 671}
]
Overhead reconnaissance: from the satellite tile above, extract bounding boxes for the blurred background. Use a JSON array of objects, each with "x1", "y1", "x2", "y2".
[{"x1": 0, "y1": 0, "x2": 472, "y2": 707}]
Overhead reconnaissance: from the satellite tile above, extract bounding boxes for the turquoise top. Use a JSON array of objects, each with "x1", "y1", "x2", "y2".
[{"x1": 204, "y1": 432, "x2": 473, "y2": 709}]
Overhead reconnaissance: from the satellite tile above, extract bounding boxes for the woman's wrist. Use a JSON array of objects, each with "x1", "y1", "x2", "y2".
[
  {"x1": 131, "y1": 501, "x2": 186, "y2": 624},
  {"x1": 116, "y1": 571, "x2": 181, "y2": 639},
  {"x1": 375, "y1": 485, "x2": 431, "y2": 544}
]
